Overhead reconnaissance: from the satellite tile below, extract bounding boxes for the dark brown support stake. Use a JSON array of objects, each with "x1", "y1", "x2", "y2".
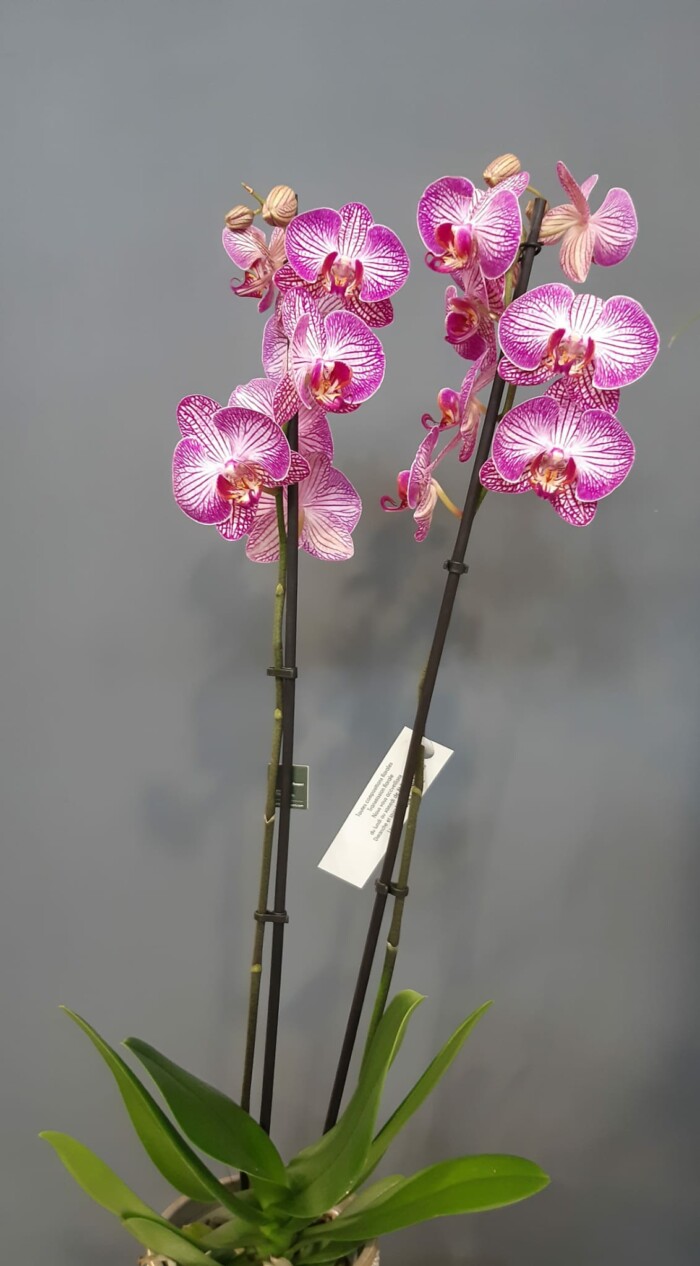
[
  {"x1": 259, "y1": 412, "x2": 300, "y2": 1135},
  {"x1": 324, "y1": 201, "x2": 547, "y2": 1132}
]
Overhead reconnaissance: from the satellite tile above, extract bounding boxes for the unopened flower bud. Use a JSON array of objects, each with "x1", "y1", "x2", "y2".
[
  {"x1": 483, "y1": 153, "x2": 522, "y2": 188},
  {"x1": 224, "y1": 204, "x2": 255, "y2": 232},
  {"x1": 261, "y1": 184, "x2": 298, "y2": 227}
]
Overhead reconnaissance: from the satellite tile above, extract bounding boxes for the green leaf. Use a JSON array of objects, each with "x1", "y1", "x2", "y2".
[
  {"x1": 122, "y1": 1216, "x2": 216, "y2": 1265},
  {"x1": 62, "y1": 1008, "x2": 226, "y2": 1204},
  {"x1": 303, "y1": 1154, "x2": 549, "y2": 1242},
  {"x1": 40, "y1": 1132, "x2": 166, "y2": 1221},
  {"x1": 279, "y1": 990, "x2": 424, "y2": 1219},
  {"x1": 125, "y1": 1035, "x2": 286, "y2": 1187},
  {"x1": 361, "y1": 1001, "x2": 492, "y2": 1183}
]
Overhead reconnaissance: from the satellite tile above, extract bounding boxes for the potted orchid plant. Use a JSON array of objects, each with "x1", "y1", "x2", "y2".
[{"x1": 41, "y1": 155, "x2": 657, "y2": 1266}]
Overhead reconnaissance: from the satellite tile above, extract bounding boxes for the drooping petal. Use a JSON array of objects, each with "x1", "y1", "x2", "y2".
[
  {"x1": 284, "y1": 208, "x2": 341, "y2": 282},
  {"x1": 222, "y1": 225, "x2": 268, "y2": 269},
  {"x1": 212, "y1": 408, "x2": 291, "y2": 481},
  {"x1": 323, "y1": 311, "x2": 385, "y2": 404},
  {"x1": 216, "y1": 501, "x2": 258, "y2": 541},
  {"x1": 492, "y1": 395, "x2": 561, "y2": 481},
  {"x1": 470, "y1": 187, "x2": 522, "y2": 278},
  {"x1": 246, "y1": 492, "x2": 280, "y2": 562},
  {"x1": 358, "y1": 223, "x2": 410, "y2": 301},
  {"x1": 262, "y1": 316, "x2": 289, "y2": 381},
  {"x1": 590, "y1": 187, "x2": 638, "y2": 267},
  {"x1": 301, "y1": 514, "x2": 355, "y2": 560},
  {"x1": 479, "y1": 457, "x2": 530, "y2": 495},
  {"x1": 555, "y1": 162, "x2": 591, "y2": 218},
  {"x1": 546, "y1": 365, "x2": 620, "y2": 414},
  {"x1": 177, "y1": 396, "x2": 227, "y2": 458},
  {"x1": 407, "y1": 428, "x2": 440, "y2": 509},
  {"x1": 337, "y1": 203, "x2": 372, "y2": 257},
  {"x1": 298, "y1": 405, "x2": 334, "y2": 458},
  {"x1": 345, "y1": 292, "x2": 395, "y2": 328},
  {"x1": 302, "y1": 456, "x2": 362, "y2": 529},
  {"x1": 562, "y1": 408, "x2": 635, "y2": 501},
  {"x1": 228, "y1": 377, "x2": 276, "y2": 416},
  {"x1": 498, "y1": 284, "x2": 574, "y2": 368},
  {"x1": 417, "y1": 176, "x2": 475, "y2": 252},
  {"x1": 540, "y1": 203, "x2": 581, "y2": 245},
  {"x1": 591, "y1": 296, "x2": 659, "y2": 389},
  {"x1": 551, "y1": 485, "x2": 598, "y2": 526},
  {"x1": 172, "y1": 438, "x2": 230, "y2": 525},
  {"x1": 559, "y1": 222, "x2": 596, "y2": 283}
]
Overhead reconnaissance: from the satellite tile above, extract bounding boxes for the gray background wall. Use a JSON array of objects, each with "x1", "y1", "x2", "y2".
[{"x1": 2, "y1": 1, "x2": 699, "y2": 1262}]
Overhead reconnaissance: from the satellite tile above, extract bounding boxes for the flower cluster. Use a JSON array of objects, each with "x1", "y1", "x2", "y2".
[
  {"x1": 383, "y1": 156, "x2": 658, "y2": 533},
  {"x1": 173, "y1": 185, "x2": 410, "y2": 560}
]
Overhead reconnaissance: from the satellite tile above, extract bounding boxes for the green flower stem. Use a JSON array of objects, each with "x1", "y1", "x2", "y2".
[
  {"x1": 363, "y1": 747, "x2": 426, "y2": 1057},
  {"x1": 240, "y1": 491, "x2": 287, "y2": 1114}
]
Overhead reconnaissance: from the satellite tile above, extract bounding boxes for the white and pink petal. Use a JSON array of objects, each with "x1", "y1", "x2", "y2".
[
  {"x1": 590, "y1": 188, "x2": 638, "y2": 268},
  {"x1": 591, "y1": 296, "x2": 659, "y2": 389},
  {"x1": 358, "y1": 223, "x2": 410, "y2": 302},
  {"x1": 498, "y1": 284, "x2": 574, "y2": 368},
  {"x1": 492, "y1": 396, "x2": 561, "y2": 482},
  {"x1": 285, "y1": 208, "x2": 340, "y2": 282},
  {"x1": 417, "y1": 176, "x2": 475, "y2": 252},
  {"x1": 172, "y1": 438, "x2": 230, "y2": 525}
]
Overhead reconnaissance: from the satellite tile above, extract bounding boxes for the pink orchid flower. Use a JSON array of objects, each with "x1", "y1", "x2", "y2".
[
  {"x1": 246, "y1": 454, "x2": 362, "y2": 562},
  {"x1": 222, "y1": 224, "x2": 287, "y2": 312},
  {"x1": 540, "y1": 161, "x2": 638, "y2": 284},
  {"x1": 274, "y1": 262, "x2": 394, "y2": 329},
  {"x1": 498, "y1": 284, "x2": 659, "y2": 392},
  {"x1": 284, "y1": 202, "x2": 410, "y2": 303},
  {"x1": 229, "y1": 376, "x2": 333, "y2": 459},
  {"x1": 381, "y1": 429, "x2": 462, "y2": 541},
  {"x1": 288, "y1": 298, "x2": 385, "y2": 415},
  {"x1": 479, "y1": 393, "x2": 635, "y2": 527},
  {"x1": 444, "y1": 258, "x2": 500, "y2": 362},
  {"x1": 417, "y1": 176, "x2": 522, "y2": 279},
  {"x1": 172, "y1": 395, "x2": 308, "y2": 540},
  {"x1": 422, "y1": 355, "x2": 495, "y2": 462}
]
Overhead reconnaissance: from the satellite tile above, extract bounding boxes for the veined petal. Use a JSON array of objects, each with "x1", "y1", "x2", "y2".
[
  {"x1": 216, "y1": 501, "x2": 259, "y2": 541},
  {"x1": 228, "y1": 377, "x2": 276, "y2": 417},
  {"x1": 569, "y1": 292, "x2": 604, "y2": 337},
  {"x1": 262, "y1": 316, "x2": 289, "y2": 381},
  {"x1": 560, "y1": 222, "x2": 595, "y2": 283},
  {"x1": 301, "y1": 514, "x2": 355, "y2": 560},
  {"x1": 555, "y1": 162, "x2": 591, "y2": 218},
  {"x1": 176, "y1": 396, "x2": 227, "y2": 459},
  {"x1": 417, "y1": 176, "x2": 475, "y2": 252},
  {"x1": 551, "y1": 485, "x2": 598, "y2": 526},
  {"x1": 540, "y1": 203, "x2": 581, "y2": 244},
  {"x1": 298, "y1": 405, "x2": 334, "y2": 458},
  {"x1": 281, "y1": 287, "x2": 321, "y2": 341},
  {"x1": 246, "y1": 493, "x2": 280, "y2": 562},
  {"x1": 337, "y1": 203, "x2": 372, "y2": 257},
  {"x1": 212, "y1": 407, "x2": 291, "y2": 480},
  {"x1": 359, "y1": 224, "x2": 410, "y2": 301},
  {"x1": 323, "y1": 311, "x2": 385, "y2": 404},
  {"x1": 270, "y1": 451, "x2": 311, "y2": 488},
  {"x1": 272, "y1": 375, "x2": 301, "y2": 426},
  {"x1": 492, "y1": 395, "x2": 561, "y2": 481},
  {"x1": 302, "y1": 456, "x2": 362, "y2": 530},
  {"x1": 580, "y1": 174, "x2": 599, "y2": 199},
  {"x1": 471, "y1": 187, "x2": 522, "y2": 278},
  {"x1": 407, "y1": 428, "x2": 440, "y2": 509},
  {"x1": 498, "y1": 357, "x2": 554, "y2": 386},
  {"x1": 591, "y1": 296, "x2": 659, "y2": 389},
  {"x1": 590, "y1": 188, "x2": 638, "y2": 267},
  {"x1": 345, "y1": 293, "x2": 395, "y2": 328},
  {"x1": 285, "y1": 208, "x2": 340, "y2": 282},
  {"x1": 498, "y1": 283, "x2": 574, "y2": 368},
  {"x1": 546, "y1": 365, "x2": 620, "y2": 414},
  {"x1": 564, "y1": 408, "x2": 635, "y2": 501},
  {"x1": 479, "y1": 457, "x2": 530, "y2": 494},
  {"x1": 222, "y1": 225, "x2": 268, "y2": 269},
  {"x1": 172, "y1": 438, "x2": 230, "y2": 525}
]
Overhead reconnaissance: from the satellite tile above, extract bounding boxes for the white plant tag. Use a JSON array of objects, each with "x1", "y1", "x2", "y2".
[{"x1": 318, "y1": 727, "x2": 453, "y2": 888}]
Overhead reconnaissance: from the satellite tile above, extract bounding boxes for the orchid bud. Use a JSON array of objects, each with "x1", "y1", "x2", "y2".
[
  {"x1": 483, "y1": 153, "x2": 522, "y2": 188},
  {"x1": 261, "y1": 184, "x2": 298, "y2": 227},
  {"x1": 224, "y1": 204, "x2": 255, "y2": 231}
]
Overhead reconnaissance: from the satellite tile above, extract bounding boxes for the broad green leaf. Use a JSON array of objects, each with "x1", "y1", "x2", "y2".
[
  {"x1": 123, "y1": 1216, "x2": 216, "y2": 1266},
  {"x1": 278, "y1": 990, "x2": 423, "y2": 1219},
  {"x1": 201, "y1": 1212, "x2": 269, "y2": 1251},
  {"x1": 361, "y1": 1001, "x2": 492, "y2": 1183},
  {"x1": 40, "y1": 1132, "x2": 165, "y2": 1221},
  {"x1": 125, "y1": 1035, "x2": 286, "y2": 1187},
  {"x1": 295, "y1": 1243, "x2": 365, "y2": 1266},
  {"x1": 62, "y1": 1008, "x2": 226, "y2": 1204},
  {"x1": 302, "y1": 1154, "x2": 549, "y2": 1242}
]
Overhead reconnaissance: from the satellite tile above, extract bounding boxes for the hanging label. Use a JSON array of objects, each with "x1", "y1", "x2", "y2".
[
  {"x1": 318, "y1": 727, "x2": 453, "y2": 888},
  {"x1": 272, "y1": 764, "x2": 310, "y2": 810}
]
